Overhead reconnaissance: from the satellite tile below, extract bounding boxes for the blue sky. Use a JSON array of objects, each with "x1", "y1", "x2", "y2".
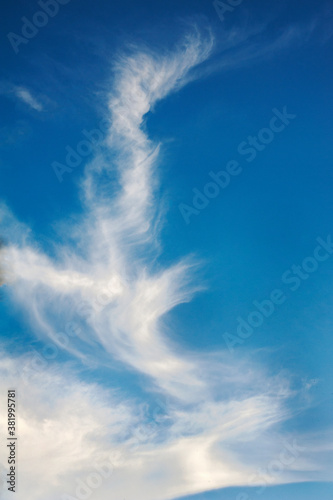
[{"x1": 0, "y1": 0, "x2": 333, "y2": 499}]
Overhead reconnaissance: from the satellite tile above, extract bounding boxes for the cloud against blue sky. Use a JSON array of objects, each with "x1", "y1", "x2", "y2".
[{"x1": 0, "y1": 1, "x2": 332, "y2": 499}]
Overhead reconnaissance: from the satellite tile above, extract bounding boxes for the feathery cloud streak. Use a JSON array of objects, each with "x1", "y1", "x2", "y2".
[
  {"x1": 0, "y1": 29, "x2": 332, "y2": 500},
  {"x1": 13, "y1": 86, "x2": 43, "y2": 111}
]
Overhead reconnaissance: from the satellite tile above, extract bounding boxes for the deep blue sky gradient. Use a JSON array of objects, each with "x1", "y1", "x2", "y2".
[{"x1": 0, "y1": 0, "x2": 332, "y2": 498}]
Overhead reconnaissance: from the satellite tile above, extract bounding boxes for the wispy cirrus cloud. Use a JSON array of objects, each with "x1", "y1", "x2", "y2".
[
  {"x1": 13, "y1": 86, "x2": 43, "y2": 111},
  {"x1": 189, "y1": 18, "x2": 328, "y2": 82},
  {"x1": 0, "y1": 82, "x2": 44, "y2": 112},
  {"x1": 0, "y1": 26, "x2": 332, "y2": 500}
]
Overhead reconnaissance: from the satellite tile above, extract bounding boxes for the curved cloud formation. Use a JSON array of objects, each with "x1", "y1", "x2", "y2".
[{"x1": 0, "y1": 30, "x2": 331, "y2": 500}]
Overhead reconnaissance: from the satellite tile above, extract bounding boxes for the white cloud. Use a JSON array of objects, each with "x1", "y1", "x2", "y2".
[
  {"x1": 13, "y1": 87, "x2": 43, "y2": 111},
  {"x1": 189, "y1": 20, "x2": 323, "y2": 82},
  {"x1": 0, "y1": 352, "x2": 330, "y2": 500},
  {"x1": 0, "y1": 28, "x2": 332, "y2": 500}
]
